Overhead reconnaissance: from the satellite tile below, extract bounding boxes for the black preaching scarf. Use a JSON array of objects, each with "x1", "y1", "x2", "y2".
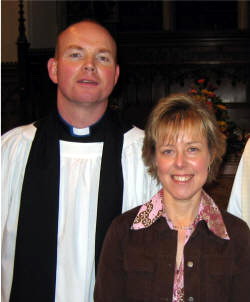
[{"x1": 10, "y1": 109, "x2": 130, "y2": 302}]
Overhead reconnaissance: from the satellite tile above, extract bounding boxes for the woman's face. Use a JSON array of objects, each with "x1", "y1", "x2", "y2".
[{"x1": 155, "y1": 128, "x2": 211, "y2": 204}]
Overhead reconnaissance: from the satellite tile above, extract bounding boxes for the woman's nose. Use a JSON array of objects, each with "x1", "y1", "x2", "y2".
[{"x1": 175, "y1": 152, "x2": 186, "y2": 168}]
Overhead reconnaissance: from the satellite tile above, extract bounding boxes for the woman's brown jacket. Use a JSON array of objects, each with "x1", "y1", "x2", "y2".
[{"x1": 95, "y1": 205, "x2": 250, "y2": 302}]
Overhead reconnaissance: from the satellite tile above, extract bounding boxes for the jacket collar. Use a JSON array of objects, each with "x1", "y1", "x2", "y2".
[{"x1": 131, "y1": 189, "x2": 230, "y2": 240}]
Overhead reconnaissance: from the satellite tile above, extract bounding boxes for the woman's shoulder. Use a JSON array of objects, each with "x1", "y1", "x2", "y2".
[
  {"x1": 221, "y1": 210, "x2": 250, "y2": 239},
  {"x1": 103, "y1": 206, "x2": 142, "y2": 244},
  {"x1": 113, "y1": 205, "x2": 142, "y2": 228}
]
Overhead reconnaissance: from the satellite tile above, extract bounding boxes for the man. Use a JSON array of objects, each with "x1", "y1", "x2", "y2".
[
  {"x1": 227, "y1": 138, "x2": 250, "y2": 227},
  {"x1": 2, "y1": 20, "x2": 159, "y2": 302}
]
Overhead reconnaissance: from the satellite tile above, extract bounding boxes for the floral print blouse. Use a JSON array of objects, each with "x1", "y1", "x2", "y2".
[{"x1": 131, "y1": 189, "x2": 230, "y2": 302}]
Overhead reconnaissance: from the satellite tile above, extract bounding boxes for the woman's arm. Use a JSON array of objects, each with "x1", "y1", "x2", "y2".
[
  {"x1": 94, "y1": 217, "x2": 127, "y2": 302},
  {"x1": 230, "y1": 222, "x2": 250, "y2": 301}
]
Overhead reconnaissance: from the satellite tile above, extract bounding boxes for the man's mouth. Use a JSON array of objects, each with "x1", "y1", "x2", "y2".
[{"x1": 78, "y1": 79, "x2": 98, "y2": 85}]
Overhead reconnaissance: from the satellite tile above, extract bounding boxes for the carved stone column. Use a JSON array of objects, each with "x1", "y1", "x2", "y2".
[
  {"x1": 162, "y1": 1, "x2": 173, "y2": 31},
  {"x1": 17, "y1": 0, "x2": 30, "y2": 123},
  {"x1": 238, "y1": 0, "x2": 248, "y2": 30}
]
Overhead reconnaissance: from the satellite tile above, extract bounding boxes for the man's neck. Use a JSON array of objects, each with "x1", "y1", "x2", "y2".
[{"x1": 57, "y1": 101, "x2": 108, "y2": 128}]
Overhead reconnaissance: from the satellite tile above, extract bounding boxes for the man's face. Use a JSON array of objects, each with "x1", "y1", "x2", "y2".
[{"x1": 48, "y1": 21, "x2": 120, "y2": 110}]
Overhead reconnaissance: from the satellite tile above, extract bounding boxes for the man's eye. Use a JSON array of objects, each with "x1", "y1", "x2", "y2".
[
  {"x1": 97, "y1": 55, "x2": 110, "y2": 62},
  {"x1": 69, "y1": 52, "x2": 82, "y2": 58}
]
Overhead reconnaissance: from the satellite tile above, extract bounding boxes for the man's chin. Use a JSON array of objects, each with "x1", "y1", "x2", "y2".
[{"x1": 70, "y1": 97, "x2": 109, "y2": 110}]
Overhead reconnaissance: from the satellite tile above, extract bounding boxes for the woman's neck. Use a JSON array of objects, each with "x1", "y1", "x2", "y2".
[{"x1": 163, "y1": 193, "x2": 201, "y2": 228}]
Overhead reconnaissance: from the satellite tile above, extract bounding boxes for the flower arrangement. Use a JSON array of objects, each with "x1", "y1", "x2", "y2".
[{"x1": 188, "y1": 78, "x2": 245, "y2": 159}]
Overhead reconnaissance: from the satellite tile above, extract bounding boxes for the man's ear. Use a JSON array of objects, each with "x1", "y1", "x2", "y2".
[
  {"x1": 114, "y1": 64, "x2": 120, "y2": 86},
  {"x1": 47, "y1": 58, "x2": 58, "y2": 84}
]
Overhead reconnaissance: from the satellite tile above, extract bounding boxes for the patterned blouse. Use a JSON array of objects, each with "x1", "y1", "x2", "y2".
[{"x1": 131, "y1": 189, "x2": 230, "y2": 302}]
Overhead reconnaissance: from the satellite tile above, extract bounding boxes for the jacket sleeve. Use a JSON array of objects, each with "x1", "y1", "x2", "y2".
[
  {"x1": 230, "y1": 221, "x2": 250, "y2": 301},
  {"x1": 94, "y1": 216, "x2": 127, "y2": 302}
]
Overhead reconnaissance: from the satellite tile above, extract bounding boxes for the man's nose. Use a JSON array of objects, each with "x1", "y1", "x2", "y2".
[{"x1": 83, "y1": 57, "x2": 96, "y2": 72}]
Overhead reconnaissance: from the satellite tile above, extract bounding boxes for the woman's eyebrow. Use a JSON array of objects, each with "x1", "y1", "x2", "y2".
[{"x1": 186, "y1": 141, "x2": 202, "y2": 145}]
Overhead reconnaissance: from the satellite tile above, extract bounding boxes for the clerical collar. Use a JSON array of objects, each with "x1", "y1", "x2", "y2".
[{"x1": 58, "y1": 114, "x2": 91, "y2": 137}]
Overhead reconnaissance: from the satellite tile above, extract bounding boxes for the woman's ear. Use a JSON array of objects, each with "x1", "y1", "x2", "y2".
[
  {"x1": 47, "y1": 58, "x2": 58, "y2": 84},
  {"x1": 155, "y1": 159, "x2": 158, "y2": 167},
  {"x1": 209, "y1": 149, "x2": 216, "y2": 166},
  {"x1": 154, "y1": 155, "x2": 158, "y2": 168}
]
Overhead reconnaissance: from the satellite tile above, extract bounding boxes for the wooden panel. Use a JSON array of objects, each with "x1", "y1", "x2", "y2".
[{"x1": 204, "y1": 175, "x2": 236, "y2": 211}]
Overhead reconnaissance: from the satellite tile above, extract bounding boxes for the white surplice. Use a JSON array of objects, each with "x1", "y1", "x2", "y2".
[
  {"x1": 228, "y1": 139, "x2": 250, "y2": 228},
  {"x1": 1, "y1": 123, "x2": 160, "y2": 302}
]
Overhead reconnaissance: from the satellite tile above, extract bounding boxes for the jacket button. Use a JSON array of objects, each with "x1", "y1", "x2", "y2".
[
  {"x1": 188, "y1": 297, "x2": 194, "y2": 302},
  {"x1": 187, "y1": 261, "x2": 194, "y2": 268}
]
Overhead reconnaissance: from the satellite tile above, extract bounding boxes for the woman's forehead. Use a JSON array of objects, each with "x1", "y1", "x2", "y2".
[{"x1": 157, "y1": 122, "x2": 206, "y2": 145}]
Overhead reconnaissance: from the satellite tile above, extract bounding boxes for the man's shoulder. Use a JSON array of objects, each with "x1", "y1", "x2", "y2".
[
  {"x1": 2, "y1": 123, "x2": 36, "y2": 146},
  {"x1": 123, "y1": 126, "x2": 144, "y2": 147}
]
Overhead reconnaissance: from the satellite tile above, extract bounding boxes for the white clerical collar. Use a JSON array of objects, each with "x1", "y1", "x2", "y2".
[
  {"x1": 72, "y1": 127, "x2": 90, "y2": 136},
  {"x1": 59, "y1": 114, "x2": 90, "y2": 137}
]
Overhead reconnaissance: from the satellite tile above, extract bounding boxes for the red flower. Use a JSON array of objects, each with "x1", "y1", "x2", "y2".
[
  {"x1": 207, "y1": 91, "x2": 216, "y2": 98},
  {"x1": 206, "y1": 100, "x2": 213, "y2": 110},
  {"x1": 197, "y1": 79, "x2": 205, "y2": 84}
]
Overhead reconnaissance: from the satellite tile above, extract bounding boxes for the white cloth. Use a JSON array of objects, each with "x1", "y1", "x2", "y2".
[
  {"x1": 1, "y1": 123, "x2": 160, "y2": 302},
  {"x1": 227, "y1": 139, "x2": 250, "y2": 227}
]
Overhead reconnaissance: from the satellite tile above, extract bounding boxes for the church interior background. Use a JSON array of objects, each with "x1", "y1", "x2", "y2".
[{"x1": 2, "y1": 0, "x2": 250, "y2": 209}]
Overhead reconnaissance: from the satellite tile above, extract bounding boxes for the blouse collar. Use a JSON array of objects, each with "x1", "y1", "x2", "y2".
[{"x1": 131, "y1": 189, "x2": 230, "y2": 240}]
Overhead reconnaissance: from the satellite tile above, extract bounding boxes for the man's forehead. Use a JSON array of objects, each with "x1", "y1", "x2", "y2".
[
  {"x1": 57, "y1": 22, "x2": 116, "y2": 50},
  {"x1": 61, "y1": 22, "x2": 114, "y2": 42}
]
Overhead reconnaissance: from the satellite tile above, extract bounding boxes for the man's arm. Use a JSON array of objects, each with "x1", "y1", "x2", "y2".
[
  {"x1": 227, "y1": 157, "x2": 243, "y2": 219},
  {"x1": 227, "y1": 139, "x2": 250, "y2": 227}
]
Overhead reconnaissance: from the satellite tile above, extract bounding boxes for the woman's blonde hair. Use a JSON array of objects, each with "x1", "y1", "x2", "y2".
[{"x1": 142, "y1": 93, "x2": 226, "y2": 183}]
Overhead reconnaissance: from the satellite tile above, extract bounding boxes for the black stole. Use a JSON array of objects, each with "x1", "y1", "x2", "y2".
[{"x1": 10, "y1": 109, "x2": 129, "y2": 301}]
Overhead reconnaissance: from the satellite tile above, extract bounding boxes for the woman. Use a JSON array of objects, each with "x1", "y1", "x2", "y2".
[{"x1": 94, "y1": 94, "x2": 250, "y2": 302}]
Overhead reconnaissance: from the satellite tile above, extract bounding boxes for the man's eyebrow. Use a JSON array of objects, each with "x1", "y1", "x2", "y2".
[
  {"x1": 64, "y1": 46, "x2": 113, "y2": 55},
  {"x1": 97, "y1": 48, "x2": 113, "y2": 55},
  {"x1": 64, "y1": 45, "x2": 84, "y2": 51}
]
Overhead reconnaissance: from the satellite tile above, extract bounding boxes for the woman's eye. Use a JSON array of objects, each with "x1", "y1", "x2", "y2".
[
  {"x1": 189, "y1": 147, "x2": 199, "y2": 152},
  {"x1": 163, "y1": 149, "x2": 173, "y2": 155}
]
